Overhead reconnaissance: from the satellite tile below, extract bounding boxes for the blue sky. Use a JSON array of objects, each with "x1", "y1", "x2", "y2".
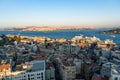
[{"x1": 0, "y1": 0, "x2": 120, "y2": 28}]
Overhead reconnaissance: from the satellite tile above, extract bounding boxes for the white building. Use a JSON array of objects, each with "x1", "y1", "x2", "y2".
[
  {"x1": 25, "y1": 60, "x2": 45, "y2": 80},
  {"x1": 101, "y1": 62, "x2": 120, "y2": 80},
  {"x1": 101, "y1": 48, "x2": 112, "y2": 58},
  {"x1": 112, "y1": 50, "x2": 120, "y2": 59},
  {"x1": 0, "y1": 60, "x2": 46, "y2": 80},
  {"x1": 58, "y1": 43, "x2": 80, "y2": 54},
  {"x1": 74, "y1": 59, "x2": 82, "y2": 75},
  {"x1": 99, "y1": 56, "x2": 108, "y2": 64}
]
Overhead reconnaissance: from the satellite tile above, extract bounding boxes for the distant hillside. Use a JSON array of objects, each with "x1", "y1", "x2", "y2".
[
  {"x1": 3, "y1": 26, "x2": 94, "y2": 31},
  {"x1": 99, "y1": 28, "x2": 120, "y2": 34}
]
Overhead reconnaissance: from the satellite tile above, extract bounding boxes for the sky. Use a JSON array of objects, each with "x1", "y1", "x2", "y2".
[{"x1": 0, "y1": 0, "x2": 120, "y2": 28}]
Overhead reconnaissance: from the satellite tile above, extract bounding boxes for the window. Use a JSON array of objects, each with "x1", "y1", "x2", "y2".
[
  {"x1": 37, "y1": 73, "x2": 40, "y2": 75},
  {"x1": 41, "y1": 75, "x2": 43, "y2": 78},
  {"x1": 114, "y1": 77, "x2": 118, "y2": 80},
  {"x1": 6, "y1": 68, "x2": 9, "y2": 70},
  {"x1": 31, "y1": 74, "x2": 34, "y2": 76},
  {"x1": 31, "y1": 78, "x2": 34, "y2": 80},
  {"x1": 37, "y1": 77, "x2": 40, "y2": 79},
  {"x1": 41, "y1": 73, "x2": 43, "y2": 76},
  {"x1": 28, "y1": 78, "x2": 30, "y2": 80}
]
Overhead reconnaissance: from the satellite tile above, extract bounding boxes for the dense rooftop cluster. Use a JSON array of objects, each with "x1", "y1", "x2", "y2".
[{"x1": 0, "y1": 34, "x2": 120, "y2": 80}]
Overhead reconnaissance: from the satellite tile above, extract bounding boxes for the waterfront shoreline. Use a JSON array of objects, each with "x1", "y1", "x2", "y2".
[{"x1": 0, "y1": 29, "x2": 120, "y2": 44}]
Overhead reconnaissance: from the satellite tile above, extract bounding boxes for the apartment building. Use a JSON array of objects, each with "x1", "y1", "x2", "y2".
[
  {"x1": 0, "y1": 60, "x2": 45, "y2": 80},
  {"x1": 101, "y1": 62, "x2": 120, "y2": 80}
]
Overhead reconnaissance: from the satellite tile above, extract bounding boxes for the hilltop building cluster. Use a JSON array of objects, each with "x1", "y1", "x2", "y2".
[{"x1": 0, "y1": 34, "x2": 120, "y2": 80}]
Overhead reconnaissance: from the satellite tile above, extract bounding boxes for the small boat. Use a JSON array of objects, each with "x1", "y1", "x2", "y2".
[{"x1": 110, "y1": 35, "x2": 116, "y2": 38}]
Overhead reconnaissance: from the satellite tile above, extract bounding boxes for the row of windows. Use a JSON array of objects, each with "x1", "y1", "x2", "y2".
[
  {"x1": 0, "y1": 72, "x2": 44, "y2": 80},
  {"x1": 28, "y1": 72, "x2": 43, "y2": 77},
  {"x1": 0, "y1": 76, "x2": 43, "y2": 80},
  {"x1": 28, "y1": 77, "x2": 43, "y2": 80}
]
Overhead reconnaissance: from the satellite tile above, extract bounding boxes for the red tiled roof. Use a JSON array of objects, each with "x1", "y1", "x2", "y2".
[
  {"x1": 0, "y1": 64, "x2": 10, "y2": 70},
  {"x1": 46, "y1": 62, "x2": 53, "y2": 69},
  {"x1": 62, "y1": 60, "x2": 74, "y2": 66},
  {"x1": 31, "y1": 54, "x2": 49, "y2": 60},
  {"x1": 92, "y1": 76, "x2": 102, "y2": 80}
]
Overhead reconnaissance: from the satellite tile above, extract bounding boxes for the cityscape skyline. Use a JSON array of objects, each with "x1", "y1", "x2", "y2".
[
  {"x1": 0, "y1": 1, "x2": 120, "y2": 80},
  {"x1": 0, "y1": 0, "x2": 120, "y2": 28}
]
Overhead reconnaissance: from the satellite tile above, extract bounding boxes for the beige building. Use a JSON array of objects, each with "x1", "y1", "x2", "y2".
[
  {"x1": 74, "y1": 59, "x2": 82, "y2": 75},
  {"x1": 60, "y1": 60, "x2": 76, "y2": 80},
  {"x1": 46, "y1": 62, "x2": 55, "y2": 80}
]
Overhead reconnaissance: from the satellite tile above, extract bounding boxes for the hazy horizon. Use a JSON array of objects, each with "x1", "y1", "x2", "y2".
[{"x1": 0, "y1": 0, "x2": 120, "y2": 28}]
